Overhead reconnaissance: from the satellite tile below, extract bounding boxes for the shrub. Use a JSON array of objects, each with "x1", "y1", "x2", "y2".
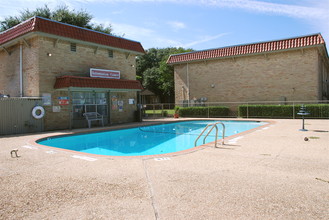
[
  {"x1": 238, "y1": 104, "x2": 329, "y2": 118},
  {"x1": 162, "y1": 110, "x2": 168, "y2": 117}
]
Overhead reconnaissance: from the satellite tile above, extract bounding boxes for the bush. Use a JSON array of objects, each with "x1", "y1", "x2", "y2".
[
  {"x1": 238, "y1": 104, "x2": 329, "y2": 118},
  {"x1": 178, "y1": 106, "x2": 229, "y2": 117},
  {"x1": 162, "y1": 110, "x2": 168, "y2": 117}
]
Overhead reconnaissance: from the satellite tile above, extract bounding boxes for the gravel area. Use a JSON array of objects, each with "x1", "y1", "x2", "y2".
[{"x1": 0, "y1": 119, "x2": 328, "y2": 219}]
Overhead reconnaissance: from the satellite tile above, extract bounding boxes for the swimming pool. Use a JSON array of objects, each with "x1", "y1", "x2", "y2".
[{"x1": 37, "y1": 120, "x2": 267, "y2": 157}]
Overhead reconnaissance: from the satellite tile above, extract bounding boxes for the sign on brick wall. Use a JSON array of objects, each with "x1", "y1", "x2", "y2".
[
  {"x1": 58, "y1": 97, "x2": 69, "y2": 105},
  {"x1": 90, "y1": 68, "x2": 120, "y2": 79}
]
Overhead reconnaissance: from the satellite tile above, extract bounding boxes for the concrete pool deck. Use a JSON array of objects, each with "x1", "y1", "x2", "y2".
[{"x1": 0, "y1": 118, "x2": 328, "y2": 219}]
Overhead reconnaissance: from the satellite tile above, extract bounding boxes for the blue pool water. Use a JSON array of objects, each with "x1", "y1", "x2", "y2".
[{"x1": 37, "y1": 120, "x2": 267, "y2": 156}]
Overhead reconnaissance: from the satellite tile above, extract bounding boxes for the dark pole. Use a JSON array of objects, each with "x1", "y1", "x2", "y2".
[
  {"x1": 298, "y1": 105, "x2": 309, "y2": 131},
  {"x1": 138, "y1": 91, "x2": 142, "y2": 122}
]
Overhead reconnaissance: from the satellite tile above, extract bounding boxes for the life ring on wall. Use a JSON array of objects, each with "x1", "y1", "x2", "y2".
[{"x1": 32, "y1": 106, "x2": 45, "y2": 119}]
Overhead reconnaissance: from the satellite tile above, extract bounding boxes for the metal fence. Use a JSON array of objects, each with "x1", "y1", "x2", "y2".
[
  {"x1": 0, "y1": 97, "x2": 44, "y2": 135},
  {"x1": 142, "y1": 100, "x2": 329, "y2": 119}
]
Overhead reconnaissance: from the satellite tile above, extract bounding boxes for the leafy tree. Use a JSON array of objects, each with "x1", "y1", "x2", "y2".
[
  {"x1": 137, "y1": 47, "x2": 193, "y2": 103},
  {"x1": 0, "y1": 5, "x2": 114, "y2": 35},
  {"x1": 91, "y1": 24, "x2": 114, "y2": 35},
  {"x1": 142, "y1": 67, "x2": 163, "y2": 95},
  {"x1": 51, "y1": 5, "x2": 93, "y2": 28}
]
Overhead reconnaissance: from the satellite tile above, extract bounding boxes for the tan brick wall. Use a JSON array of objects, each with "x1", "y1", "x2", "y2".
[
  {"x1": 174, "y1": 48, "x2": 322, "y2": 103},
  {"x1": 38, "y1": 36, "x2": 137, "y2": 94},
  {"x1": 23, "y1": 38, "x2": 40, "y2": 97},
  {"x1": 0, "y1": 39, "x2": 40, "y2": 97},
  {"x1": 109, "y1": 91, "x2": 138, "y2": 124},
  {"x1": 0, "y1": 44, "x2": 20, "y2": 96},
  {"x1": 318, "y1": 52, "x2": 329, "y2": 99},
  {"x1": 43, "y1": 90, "x2": 71, "y2": 131}
]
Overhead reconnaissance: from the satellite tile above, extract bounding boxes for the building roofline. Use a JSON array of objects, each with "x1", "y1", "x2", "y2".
[
  {"x1": 0, "y1": 16, "x2": 35, "y2": 35},
  {"x1": 32, "y1": 16, "x2": 142, "y2": 45},
  {"x1": 167, "y1": 33, "x2": 327, "y2": 64},
  {"x1": 169, "y1": 33, "x2": 324, "y2": 58},
  {"x1": 0, "y1": 16, "x2": 145, "y2": 54}
]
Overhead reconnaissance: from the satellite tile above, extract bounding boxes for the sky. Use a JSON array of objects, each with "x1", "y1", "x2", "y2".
[{"x1": 0, "y1": 0, "x2": 328, "y2": 51}]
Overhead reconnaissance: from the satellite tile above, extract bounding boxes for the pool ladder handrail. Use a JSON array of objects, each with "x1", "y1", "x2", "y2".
[{"x1": 194, "y1": 122, "x2": 225, "y2": 147}]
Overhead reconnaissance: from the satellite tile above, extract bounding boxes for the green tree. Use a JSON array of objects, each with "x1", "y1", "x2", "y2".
[
  {"x1": 0, "y1": 5, "x2": 115, "y2": 35},
  {"x1": 137, "y1": 47, "x2": 193, "y2": 103}
]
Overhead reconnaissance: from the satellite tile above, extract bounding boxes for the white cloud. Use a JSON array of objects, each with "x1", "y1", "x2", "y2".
[
  {"x1": 111, "y1": 22, "x2": 155, "y2": 39},
  {"x1": 94, "y1": 19, "x2": 228, "y2": 49},
  {"x1": 0, "y1": 0, "x2": 76, "y2": 17},
  {"x1": 306, "y1": 0, "x2": 329, "y2": 41},
  {"x1": 2, "y1": 0, "x2": 327, "y2": 21},
  {"x1": 180, "y1": 33, "x2": 230, "y2": 48},
  {"x1": 202, "y1": 0, "x2": 328, "y2": 19},
  {"x1": 54, "y1": 0, "x2": 329, "y2": 38},
  {"x1": 49, "y1": 0, "x2": 329, "y2": 20},
  {"x1": 107, "y1": 19, "x2": 228, "y2": 48},
  {"x1": 1, "y1": 0, "x2": 327, "y2": 17},
  {"x1": 167, "y1": 21, "x2": 186, "y2": 30},
  {"x1": 106, "y1": 21, "x2": 182, "y2": 48},
  {"x1": 111, "y1": 10, "x2": 125, "y2": 15},
  {"x1": 94, "y1": 0, "x2": 329, "y2": 46}
]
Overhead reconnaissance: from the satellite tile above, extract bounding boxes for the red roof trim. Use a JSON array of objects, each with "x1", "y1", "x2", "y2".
[
  {"x1": 167, "y1": 34, "x2": 326, "y2": 64},
  {"x1": 0, "y1": 18, "x2": 35, "y2": 45},
  {"x1": 0, "y1": 16, "x2": 145, "y2": 54},
  {"x1": 54, "y1": 76, "x2": 143, "y2": 90}
]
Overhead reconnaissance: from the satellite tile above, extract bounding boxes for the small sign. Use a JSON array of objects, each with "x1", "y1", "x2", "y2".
[
  {"x1": 42, "y1": 93, "x2": 51, "y2": 106},
  {"x1": 118, "y1": 100, "x2": 124, "y2": 112},
  {"x1": 59, "y1": 100, "x2": 69, "y2": 105},
  {"x1": 58, "y1": 97, "x2": 69, "y2": 100},
  {"x1": 111, "y1": 96, "x2": 118, "y2": 110},
  {"x1": 129, "y1": 99, "x2": 135, "y2": 104},
  {"x1": 52, "y1": 106, "x2": 61, "y2": 112},
  {"x1": 58, "y1": 97, "x2": 69, "y2": 105},
  {"x1": 90, "y1": 68, "x2": 120, "y2": 79}
]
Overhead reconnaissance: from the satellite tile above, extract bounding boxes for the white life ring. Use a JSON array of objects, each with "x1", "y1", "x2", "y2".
[{"x1": 32, "y1": 106, "x2": 45, "y2": 119}]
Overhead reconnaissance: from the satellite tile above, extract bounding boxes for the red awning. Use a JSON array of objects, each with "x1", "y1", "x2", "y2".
[{"x1": 54, "y1": 76, "x2": 143, "y2": 90}]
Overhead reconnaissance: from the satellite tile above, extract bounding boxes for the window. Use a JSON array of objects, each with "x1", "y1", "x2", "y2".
[
  {"x1": 72, "y1": 92, "x2": 108, "y2": 120},
  {"x1": 70, "y1": 43, "x2": 77, "y2": 52},
  {"x1": 108, "y1": 50, "x2": 114, "y2": 58}
]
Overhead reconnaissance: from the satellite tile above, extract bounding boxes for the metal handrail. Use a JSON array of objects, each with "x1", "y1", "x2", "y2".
[
  {"x1": 194, "y1": 124, "x2": 212, "y2": 147},
  {"x1": 194, "y1": 122, "x2": 225, "y2": 147},
  {"x1": 204, "y1": 122, "x2": 225, "y2": 147}
]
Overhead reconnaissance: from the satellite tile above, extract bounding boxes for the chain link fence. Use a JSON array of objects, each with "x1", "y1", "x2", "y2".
[{"x1": 142, "y1": 100, "x2": 329, "y2": 119}]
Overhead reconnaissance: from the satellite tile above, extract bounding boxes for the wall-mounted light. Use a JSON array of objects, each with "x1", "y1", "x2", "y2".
[
  {"x1": 47, "y1": 53, "x2": 52, "y2": 57},
  {"x1": 131, "y1": 64, "x2": 135, "y2": 67},
  {"x1": 211, "y1": 84, "x2": 215, "y2": 88}
]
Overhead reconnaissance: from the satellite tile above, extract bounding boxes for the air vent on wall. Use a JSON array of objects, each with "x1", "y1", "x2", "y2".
[
  {"x1": 108, "y1": 50, "x2": 114, "y2": 58},
  {"x1": 70, "y1": 43, "x2": 77, "y2": 52}
]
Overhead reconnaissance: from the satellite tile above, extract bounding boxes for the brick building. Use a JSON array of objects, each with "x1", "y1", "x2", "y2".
[
  {"x1": 167, "y1": 34, "x2": 329, "y2": 105},
  {"x1": 0, "y1": 16, "x2": 145, "y2": 130}
]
